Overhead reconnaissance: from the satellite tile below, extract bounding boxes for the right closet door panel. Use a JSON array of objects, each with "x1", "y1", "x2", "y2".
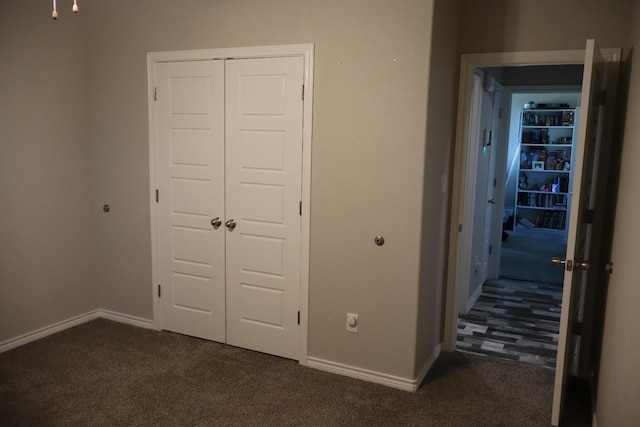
[{"x1": 224, "y1": 57, "x2": 304, "y2": 360}]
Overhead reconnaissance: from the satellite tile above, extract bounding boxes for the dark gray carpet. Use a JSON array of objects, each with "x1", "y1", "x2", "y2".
[
  {"x1": 0, "y1": 319, "x2": 555, "y2": 426},
  {"x1": 500, "y1": 228, "x2": 566, "y2": 285}
]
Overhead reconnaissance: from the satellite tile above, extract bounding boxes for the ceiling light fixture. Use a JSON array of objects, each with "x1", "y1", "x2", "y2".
[{"x1": 52, "y1": 0, "x2": 79, "y2": 20}]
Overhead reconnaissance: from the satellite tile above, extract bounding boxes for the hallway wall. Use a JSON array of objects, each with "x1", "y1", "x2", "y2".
[{"x1": 595, "y1": 0, "x2": 640, "y2": 422}]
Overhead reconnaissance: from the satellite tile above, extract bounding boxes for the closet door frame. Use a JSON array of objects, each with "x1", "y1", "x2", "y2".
[{"x1": 147, "y1": 44, "x2": 314, "y2": 365}]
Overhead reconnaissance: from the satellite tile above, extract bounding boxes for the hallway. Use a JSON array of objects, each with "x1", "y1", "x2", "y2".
[
  {"x1": 457, "y1": 277, "x2": 562, "y2": 369},
  {"x1": 457, "y1": 227, "x2": 565, "y2": 368}
]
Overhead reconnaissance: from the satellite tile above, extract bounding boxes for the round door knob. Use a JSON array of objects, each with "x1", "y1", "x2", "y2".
[
  {"x1": 225, "y1": 219, "x2": 236, "y2": 230},
  {"x1": 211, "y1": 217, "x2": 222, "y2": 228}
]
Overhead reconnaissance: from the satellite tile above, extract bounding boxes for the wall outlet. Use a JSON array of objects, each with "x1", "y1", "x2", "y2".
[{"x1": 346, "y1": 313, "x2": 359, "y2": 333}]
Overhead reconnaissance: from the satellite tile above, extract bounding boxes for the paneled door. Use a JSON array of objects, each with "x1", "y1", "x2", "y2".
[
  {"x1": 155, "y1": 60, "x2": 226, "y2": 342},
  {"x1": 551, "y1": 39, "x2": 606, "y2": 426},
  {"x1": 154, "y1": 55, "x2": 304, "y2": 360},
  {"x1": 225, "y1": 57, "x2": 304, "y2": 360}
]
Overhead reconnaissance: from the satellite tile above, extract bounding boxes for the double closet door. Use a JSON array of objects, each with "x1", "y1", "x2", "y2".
[{"x1": 153, "y1": 56, "x2": 303, "y2": 360}]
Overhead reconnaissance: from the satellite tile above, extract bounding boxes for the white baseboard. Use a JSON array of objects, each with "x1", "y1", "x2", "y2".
[
  {"x1": 2, "y1": 310, "x2": 443, "y2": 394},
  {"x1": 0, "y1": 309, "x2": 153, "y2": 353},
  {"x1": 98, "y1": 309, "x2": 154, "y2": 329},
  {"x1": 308, "y1": 344, "x2": 442, "y2": 392},
  {"x1": 415, "y1": 343, "x2": 442, "y2": 389},
  {"x1": 0, "y1": 310, "x2": 101, "y2": 353}
]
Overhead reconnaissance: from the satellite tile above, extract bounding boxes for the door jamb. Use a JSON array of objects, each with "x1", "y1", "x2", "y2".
[
  {"x1": 443, "y1": 48, "x2": 602, "y2": 352},
  {"x1": 147, "y1": 44, "x2": 314, "y2": 365}
]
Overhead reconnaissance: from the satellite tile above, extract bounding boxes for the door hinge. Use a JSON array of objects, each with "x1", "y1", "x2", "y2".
[
  {"x1": 489, "y1": 244, "x2": 493, "y2": 255},
  {"x1": 583, "y1": 209, "x2": 594, "y2": 224},
  {"x1": 158, "y1": 284, "x2": 161, "y2": 298},
  {"x1": 297, "y1": 311, "x2": 300, "y2": 325},
  {"x1": 301, "y1": 85, "x2": 305, "y2": 100},
  {"x1": 458, "y1": 224, "x2": 462, "y2": 232},
  {"x1": 155, "y1": 189, "x2": 159, "y2": 203},
  {"x1": 299, "y1": 201, "x2": 302, "y2": 216},
  {"x1": 498, "y1": 108, "x2": 503, "y2": 119},
  {"x1": 573, "y1": 321, "x2": 583, "y2": 336},
  {"x1": 493, "y1": 178, "x2": 497, "y2": 188},
  {"x1": 598, "y1": 90, "x2": 606, "y2": 106},
  {"x1": 153, "y1": 87, "x2": 157, "y2": 101}
]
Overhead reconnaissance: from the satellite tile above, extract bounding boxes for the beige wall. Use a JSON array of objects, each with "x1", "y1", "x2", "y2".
[
  {"x1": 83, "y1": 0, "x2": 436, "y2": 379},
  {"x1": 595, "y1": 1, "x2": 640, "y2": 423},
  {"x1": 416, "y1": 0, "x2": 460, "y2": 373},
  {"x1": 0, "y1": 2, "x2": 97, "y2": 341},
  {"x1": 459, "y1": 0, "x2": 633, "y2": 53},
  {"x1": 0, "y1": 0, "x2": 440, "y2": 381}
]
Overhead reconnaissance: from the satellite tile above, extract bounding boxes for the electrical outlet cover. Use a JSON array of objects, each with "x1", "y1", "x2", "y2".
[{"x1": 346, "y1": 313, "x2": 359, "y2": 333}]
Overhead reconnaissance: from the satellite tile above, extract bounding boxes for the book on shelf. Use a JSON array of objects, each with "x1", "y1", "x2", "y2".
[{"x1": 535, "y1": 211, "x2": 566, "y2": 230}]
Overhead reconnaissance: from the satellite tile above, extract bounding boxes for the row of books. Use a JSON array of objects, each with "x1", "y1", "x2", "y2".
[
  {"x1": 519, "y1": 211, "x2": 567, "y2": 230},
  {"x1": 536, "y1": 211, "x2": 567, "y2": 230},
  {"x1": 522, "y1": 110, "x2": 575, "y2": 127},
  {"x1": 517, "y1": 193, "x2": 568, "y2": 208}
]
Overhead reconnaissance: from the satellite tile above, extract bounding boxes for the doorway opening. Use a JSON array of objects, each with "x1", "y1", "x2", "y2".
[
  {"x1": 445, "y1": 43, "x2": 620, "y2": 427},
  {"x1": 442, "y1": 48, "x2": 593, "y2": 359},
  {"x1": 455, "y1": 71, "x2": 584, "y2": 368}
]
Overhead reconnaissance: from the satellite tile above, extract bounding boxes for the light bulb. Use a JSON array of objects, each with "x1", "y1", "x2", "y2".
[
  {"x1": 52, "y1": 0, "x2": 58, "y2": 20},
  {"x1": 72, "y1": 1, "x2": 78, "y2": 13}
]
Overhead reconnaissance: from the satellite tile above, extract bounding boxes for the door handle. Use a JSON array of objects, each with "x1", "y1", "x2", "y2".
[
  {"x1": 551, "y1": 257, "x2": 590, "y2": 271},
  {"x1": 211, "y1": 217, "x2": 222, "y2": 228},
  {"x1": 551, "y1": 257, "x2": 572, "y2": 271},
  {"x1": 225, "y1": 219, "x2": 236, "y2": 230},
  {"x1": 488, "y1": 199, "x2": 496, "y2": 204}
]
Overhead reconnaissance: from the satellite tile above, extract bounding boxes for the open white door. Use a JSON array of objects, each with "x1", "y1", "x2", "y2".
[
  {"x1": 551, "y1": 39, "x2": 605, "y2": 426},
  {"x1": 482, "y1": 79, "x2": 501, "y2": 282}
]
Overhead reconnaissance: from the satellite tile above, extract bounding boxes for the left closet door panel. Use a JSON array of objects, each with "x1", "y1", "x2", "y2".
[{"x1": 155, "y1": 60, "x2": 226, "y2": 342}]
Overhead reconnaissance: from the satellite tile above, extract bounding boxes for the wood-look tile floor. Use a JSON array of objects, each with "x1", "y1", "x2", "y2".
[{"x1": 456, "y1": 277, "x2": 562, "y2": 369}]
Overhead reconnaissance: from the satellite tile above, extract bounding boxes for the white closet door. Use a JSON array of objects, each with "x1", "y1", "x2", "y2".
[
  {"x1": 155, "y1": 60, "x2": 226, "y2": 342},
  {"x1": 224, "y1": 57, "x2": 304, "y2": 360}
]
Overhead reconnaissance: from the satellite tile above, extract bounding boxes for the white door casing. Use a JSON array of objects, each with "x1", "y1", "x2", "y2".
[
  {"x1": 447, "y1": 44, "x2": 620, "y2": 425},
  {"x1": 445, "y1": 45, "x2": 620, "y2": 353},
  {"x1": 225, "y1": 57, "x2": 304, "y2": 359},
  {"x1": 148, "y1": 45, "x2": 313, "y2": 363},
  {"x1": 155, "y1": 60, "x2": 226, "y2": 342}
]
